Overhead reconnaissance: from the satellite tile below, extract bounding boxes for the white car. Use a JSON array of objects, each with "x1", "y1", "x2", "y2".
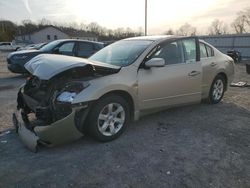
[{"x1": 0, "y1": 42, "x2": 22, "y2": 51}]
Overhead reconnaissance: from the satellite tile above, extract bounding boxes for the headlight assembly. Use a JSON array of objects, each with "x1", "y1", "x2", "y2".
[
  {"x1": 56, "y1": 81, "x2": 89, "y2": 103},
  {"x1": 57, "y1": 91, "x2": 77, "y2": 103},
  {"x1": 13, "y1": 55, "x2": 28, "y2": 60}
]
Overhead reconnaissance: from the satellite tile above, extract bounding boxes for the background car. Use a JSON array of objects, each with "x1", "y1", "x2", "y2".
[
  {"x1": 246, "y1": 62, "x2": 250, "y2": 74},
  {"x1": 7, "y1": 39, "x2": 104, "y2": 73},
  {"x1": 227, "y1": 50, "x2": 241, "y2": 63},
  {"x1": 0, "y1": 42, "x2": 23, "y2": 51}
]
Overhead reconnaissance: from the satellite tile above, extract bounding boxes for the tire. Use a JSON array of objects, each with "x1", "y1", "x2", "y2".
[
  {"x1": 207, "y1": 75, "x2": 226, "y2": 104},
  {"x1": 87, "y1": 94, "x2": 130, "y2": 142}
]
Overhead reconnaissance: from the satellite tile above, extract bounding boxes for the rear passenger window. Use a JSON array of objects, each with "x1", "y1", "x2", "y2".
[
  {"x1": 77, "y1": 42, "x2": 95, "y2": 58},
  {"x1": 182, "y1": 39, "x2": 196, "y2": 63},
  {"x1": 206, "y1": 45, "x2": 214, "y2": 57},
  {"x1": 78, "y1": 42, "x2": 94, "y2": 51},
  {"x1": 200, "y1": 43, "x2": 208, "y2": 58}
]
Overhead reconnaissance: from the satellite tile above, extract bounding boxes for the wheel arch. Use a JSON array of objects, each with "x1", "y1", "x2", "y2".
[
  {"x1": 98, "y1": 90, "x2": 135, "y2": 120},
  {"x1": 216, "y1": 72, "x2": 228, "y2": 90}
]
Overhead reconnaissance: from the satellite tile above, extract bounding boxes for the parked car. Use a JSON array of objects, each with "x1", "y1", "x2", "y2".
[
  {"x1": 227, "y1": 50, "x2": 241, "y2": 63},
  {"x1": 17, "y1": 43, "x2": 47, "y2": 51},
  {"x1": 246, "y1": 62, "x2": 250, "y2": 74},
  {"x1": 13, "y1": 36, "x2": 234, "y2": 152},
  {"x1": 7, "y1": 39, "x2": 104, "y2": 73},
  {"x1": 0, "y1": 42, "x2": 23, "y2": 51}
]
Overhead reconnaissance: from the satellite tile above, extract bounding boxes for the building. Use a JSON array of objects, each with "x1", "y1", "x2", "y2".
[
  {"x1": 15, "y1": 25, "x2": 98, "y2": 44},
  {"x1": 200, "y1": 33, "x2": 250, "y2": 60},
  {"x1": 66, "y1": 30, "x2": 98, "y2": 41},
  {"x1": 15, "y1": 26, "x2": 69, "y2": 44}
]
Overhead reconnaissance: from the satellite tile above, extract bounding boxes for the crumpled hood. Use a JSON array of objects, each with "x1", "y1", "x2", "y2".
[{"x1": 24, "y1": 54, "x2": 120, "y2": 80}]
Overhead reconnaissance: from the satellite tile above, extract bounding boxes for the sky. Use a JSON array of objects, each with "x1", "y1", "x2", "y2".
[{"x1": 0, "y1": 0, "x2": 249, "y2": 34}]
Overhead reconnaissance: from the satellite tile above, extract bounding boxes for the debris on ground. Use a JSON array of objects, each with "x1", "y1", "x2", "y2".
[
  {"x1": 230, "y1": 81, "x2": 249, "y2": 87},
  {"x1": 0, "y1": 130, "x2": 11, "y2": 137}
]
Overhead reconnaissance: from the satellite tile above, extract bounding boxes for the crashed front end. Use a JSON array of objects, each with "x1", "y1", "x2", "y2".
[
  {"x1": 13, "y1": 76, "x2": 90, "y2": 152},
  {"x1": 12, "y1": 54, "x2": 120, "y2": 152}
]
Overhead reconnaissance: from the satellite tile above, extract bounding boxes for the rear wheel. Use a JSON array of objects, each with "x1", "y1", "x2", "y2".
[
  {"x1": 87, "y1": 95, "x2": 130, "y2": 142},
  {"x1": 208, "y1": 75, "x2": 226, "y2": 104}
]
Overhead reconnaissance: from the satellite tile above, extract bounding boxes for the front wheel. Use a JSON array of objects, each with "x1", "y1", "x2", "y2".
[
  {"x1": 87, "y1": 95, "x2": 130, "y2": 142},
  {"x1": 208, "y1": 75, "x2": 226, "y2": 104}
]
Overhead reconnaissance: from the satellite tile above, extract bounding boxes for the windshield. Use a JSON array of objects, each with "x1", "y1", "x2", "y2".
[
  {"x1": 89, "y1": 40, "x2": 153, "y2": 66},
  {"x1": 39, "y1": 40, "x2": 61, "y2": 52}
]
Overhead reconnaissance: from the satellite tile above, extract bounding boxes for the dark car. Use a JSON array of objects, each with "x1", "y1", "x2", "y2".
[
  {"x1": 246, "y1": 62, "x2": 250, "y2": 74},
  {"x1": 226, "y1": 50, "x2": 241, "y2": 63},
  {"x1": 7, "y1": 39, "x2": 104, "y2": 73}
]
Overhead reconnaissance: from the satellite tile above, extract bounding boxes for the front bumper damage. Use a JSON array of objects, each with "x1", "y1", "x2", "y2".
[
  {"x1": 13, "y1": 109, "x2": 85, "y2": 152},
  {"x1": 13, "y1": 89, "x2": 88, "y2": 152}
]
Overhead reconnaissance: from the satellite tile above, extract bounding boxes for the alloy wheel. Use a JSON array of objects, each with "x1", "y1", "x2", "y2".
[
  {"x1": 212, "y1": 79, "x2": 224, "y2": 101},
  {"x1": 97, "y1": 103, "x2": 125, "y2": 136}
]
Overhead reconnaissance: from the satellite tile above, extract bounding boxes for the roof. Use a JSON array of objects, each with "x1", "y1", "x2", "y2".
[
  {"x1": 47, "y1": 39, "x2": 103, "y2": 44},
  {"x1": 64, "y1": 29, "x2": 97, "y2": 38},
  {"x1": 16, "y1": 25, "x2": 97, "y2": 38},
  {"x1": 124, "y1": 35, "x2": 182, "y2": 41},
  {"x1": 17, "y1": 25, "x2": 66, "y2": 36}
]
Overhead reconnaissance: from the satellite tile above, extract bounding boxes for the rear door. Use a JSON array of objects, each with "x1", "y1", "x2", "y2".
[
  {"x1": 137, "y1": 37, "x2": 202, "y2": 110},
  {"x1": 199, "y1": 42, "x2": 217, "y2": 97},
  {"x1": 76, "y1": 42, "x2": 95, "y2": 58}
]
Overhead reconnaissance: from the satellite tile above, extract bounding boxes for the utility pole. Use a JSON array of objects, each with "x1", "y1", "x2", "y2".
[{"x1": 145, "y1": 0, "x2": 147, "y2": 36}]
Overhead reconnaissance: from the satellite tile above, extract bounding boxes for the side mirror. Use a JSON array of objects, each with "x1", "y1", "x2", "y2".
[{"x1": 145, "y1": 58, "x2": 165, "y2": 68}]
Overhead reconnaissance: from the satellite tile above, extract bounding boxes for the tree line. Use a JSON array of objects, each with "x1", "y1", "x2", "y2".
[
  {"x1": 1, "y1": 7, "x2": 250, "y2": 42},
  {"x1": 0, "y1": 18, "x2": 143, "y2": 42},
  {"x1": 165, "y1": 7, "x2": 250, "y2": 36}
]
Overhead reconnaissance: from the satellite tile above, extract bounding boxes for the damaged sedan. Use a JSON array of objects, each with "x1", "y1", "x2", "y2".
[{"x1": 13, "y1": 36, "x2": 235, "y2": 152}]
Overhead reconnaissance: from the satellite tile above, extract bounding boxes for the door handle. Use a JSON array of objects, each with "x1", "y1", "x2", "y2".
[
  {"x1": 210, "y1": 62, "x2": 217, "y2": 67},
  {"x1": 188, "y1": 71, "x2": 201, "y2": 77}
]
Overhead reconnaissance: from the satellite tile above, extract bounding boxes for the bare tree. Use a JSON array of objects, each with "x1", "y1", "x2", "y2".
[
  {"x1": 79, "y1": 22, "x2": 88, "y2": 31},
  {"x1": 241, "y1": 8, "x2": 250, "y2": 27},
  {"x1": 38, "y1": 18, "x2": 51, "y2": 26},
  {"x1": 87, "y1": 22, "x2": 100, "y2": 33},
  {"x1": 176, "y1": 23, "x2": 196, "y2": 36},
  {"x1": 208, "y1": 19, "x2": 228, "y2": 35},
  {"x1": 231, "y1": 8, "x2": 250, "y2": 33},
  {"x1": 164, "y1": 29, "x2": 174, "y2": 35},
  {"x1": 231, "y1": 15, "x2": 247, "y2": 34},
  {"x1": 0, "y1": 20, "x2": 17, "y2": 41}
]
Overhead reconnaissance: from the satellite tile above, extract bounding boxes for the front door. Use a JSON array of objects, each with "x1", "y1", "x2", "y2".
[{"x1": 138, "y1": 38, "x2": 202, "y2": 110}]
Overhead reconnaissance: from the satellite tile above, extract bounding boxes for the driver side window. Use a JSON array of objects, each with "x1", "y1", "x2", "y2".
[
  {"x1": 58, "y1": 42, "x2": 75, "y2": 54},
  {"x1": 147, "y1": 41, "x2": 184, "y2": 65}
]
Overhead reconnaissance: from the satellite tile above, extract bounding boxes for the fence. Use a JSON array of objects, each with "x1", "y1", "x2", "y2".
[{"x1": 199, "y1": 34, "x2": 250, "y2": 60}]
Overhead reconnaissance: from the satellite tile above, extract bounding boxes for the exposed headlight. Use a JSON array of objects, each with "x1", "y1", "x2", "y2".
[
  {"x1": 56, "y1": 81, "x2": 89, "y2": 103},
  {"x1": 13, "y1": 55, "x2": 28, "y2": 60},
  {"x1": 57, "y1": 91, "x2": 77, "y2": 103}
]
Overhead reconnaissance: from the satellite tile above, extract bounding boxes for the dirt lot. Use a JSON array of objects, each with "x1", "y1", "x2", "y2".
[{"x1": 0, "y1": 51, "x2": 249, "y2": 187}]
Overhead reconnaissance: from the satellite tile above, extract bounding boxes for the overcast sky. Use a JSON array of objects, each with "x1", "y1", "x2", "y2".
[{"x1": 0, "y1": 0, "x2": 249, "y2": 34}]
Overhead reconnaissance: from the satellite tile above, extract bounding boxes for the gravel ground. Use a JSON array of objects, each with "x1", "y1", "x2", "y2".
[{"x1": 0, "y1": 51, "x2": 249, "y2": 187}]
